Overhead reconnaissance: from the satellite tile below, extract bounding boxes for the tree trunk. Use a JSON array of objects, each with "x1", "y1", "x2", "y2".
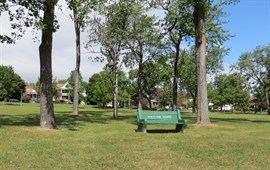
[
  {"x1": 72, "y1": 8, "x2": 81, "y2": 115},
  {"x1": 39, "y1": 1, "x2": 57, "y2": 129},
  {"x1": 189, "y1": 90, "x2": 197, "y2": 113},
  {"x1": 138, "y1": 54, "x2": 144, "y2": 110},
  {"x1": 113, "y1": 65, "x2": 118, "y2": 118},
  {"x1": 192, "y1": 96, "x2": 197, "y2": 113},
  {"x1": 147, "y1": 97, "x2": 152, "y2": 110},
  {"x1": 194, "y1": 0, "x2": 210, "y2": 125},
  {"x1": 172, "y1": 42, "x2": 180, "y2": 111}
]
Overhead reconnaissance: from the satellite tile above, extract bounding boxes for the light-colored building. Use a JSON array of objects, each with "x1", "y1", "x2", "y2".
[
  {"x1": 57, "y1": 82, "x2": 70, "y2": 101},
  {"x1": 24, "y1": 84, "x2": 38, "y2": 102}
]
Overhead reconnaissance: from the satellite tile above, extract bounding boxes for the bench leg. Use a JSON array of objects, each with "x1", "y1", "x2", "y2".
[
  {"x1": 176, "y1": 124, "x2": 185, "y2": 133},
  {"x1": 137, "y1": 123, "x2": 147, "y2": 133}
]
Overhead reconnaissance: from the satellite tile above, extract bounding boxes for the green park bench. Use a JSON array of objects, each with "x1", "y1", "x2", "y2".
[{"x1": 137, "y1": 109, "x2": 188, "y2": 133}]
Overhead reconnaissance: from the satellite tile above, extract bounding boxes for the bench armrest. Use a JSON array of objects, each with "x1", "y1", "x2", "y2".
[
  {"x1": 137, "y1": 109, "x2": 147, "y2": 124},
  {"x1": 177, "y1": 110, "x2": 188, "y2": 124}
]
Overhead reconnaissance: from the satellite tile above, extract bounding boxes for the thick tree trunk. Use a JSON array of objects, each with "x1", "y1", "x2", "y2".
[
  {"x1": 72, "y1": 8, "x2": 81, "y2": 115},
  {"x1": 194, "y1": 0, "x2": 210, "y2": 125},
  {"x1": 39, "y1": 1, "x2": 57, "y2": 129}
]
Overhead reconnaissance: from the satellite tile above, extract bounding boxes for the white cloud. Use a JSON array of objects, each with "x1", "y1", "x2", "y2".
[{"x1": 0, "y1": 4, "x2": 105, "y2": 83}]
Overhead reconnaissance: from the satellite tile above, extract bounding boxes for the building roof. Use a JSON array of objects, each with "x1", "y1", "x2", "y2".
[
  {"x1": 57, "y1": 83, "x2": 64, "y2": 89},
  {"x1": 57, "y1": 82, "x2": 69, "y2": 90},
  {"x1": 25, "y1": 84, "x2": 37, "y2": 94}
]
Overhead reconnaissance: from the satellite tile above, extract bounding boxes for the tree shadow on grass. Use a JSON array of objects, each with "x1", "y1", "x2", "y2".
[
  {"x1": 0, "y1": 114, "x2": 40, "y2": 127},
  {"x1": 183, "y1": 114, "x2": 270, "y2": 124},
  {"x1": 210, "y1": 117, "x2": 270, "y2": 124},
  {"x1": 56, "y1": 110, "x2": 111, "y2": 131},
  {"x1": 111, "y1": 115, "x2": 137, "y2": 125},
  {"x1": 0, "y1": 110, "x2": 138, "y2": 131}
]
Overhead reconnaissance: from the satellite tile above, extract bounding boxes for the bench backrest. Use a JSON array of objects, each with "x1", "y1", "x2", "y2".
[{"x1": 137, "y1": 109, "x2": 183, "y2": 124}]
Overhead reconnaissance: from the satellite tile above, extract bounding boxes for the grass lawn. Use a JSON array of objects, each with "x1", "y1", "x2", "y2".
[{"x1": 1, "y1": 103, "x2": 270, "y2": 169}]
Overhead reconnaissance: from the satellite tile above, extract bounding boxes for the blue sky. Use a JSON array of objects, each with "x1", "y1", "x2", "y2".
[{"x1": 223, "y1": 0, "x2": 270, "y2": 69}]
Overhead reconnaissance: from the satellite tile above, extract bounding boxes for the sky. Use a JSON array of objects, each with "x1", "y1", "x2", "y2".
[
  {"x1": 223, "y1": 0, "x2": 270, "y2": 71},
  {"x1": 0, "y1": 0, "x2": 270, "y2": 83}
]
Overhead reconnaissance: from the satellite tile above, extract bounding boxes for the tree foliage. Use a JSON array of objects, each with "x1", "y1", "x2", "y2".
[
  {"x1": 159, "y1": 0, "x2": 194, "y2": 110},
  {"x1": 87, "y1": 0, "x2": 136, "y2": 117},
  {"x1": 208, "y1": 73, "x2": 250, "y2": 111},
  {"x1": 235, "y1": 45, "x2": 270, "y2": 114},
  {"x1": 123, "y1": 1, "x2": 163, "y2": 109},
  {"x1": 0, "y1": 65, "x2": 25, "y2": 101},
  {"x1": 0, "y1": 0, "x2": 60, "y2": 43},
  {"x1": 86, "y1": 71, "x2": 112, "y2": 108}
]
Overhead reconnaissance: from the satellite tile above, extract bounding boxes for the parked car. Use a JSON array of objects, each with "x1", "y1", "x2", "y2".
[
  {"x1": 66, "y1": 101, "x2": 73, "y2": 104},
  {"x1": 9, "y1": 99, "x2": 20, "y2": 103}
]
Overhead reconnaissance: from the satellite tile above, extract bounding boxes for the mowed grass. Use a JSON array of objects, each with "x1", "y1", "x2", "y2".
[{"x1": 1, "y1": 103, "x2": 270, "y2": 169}]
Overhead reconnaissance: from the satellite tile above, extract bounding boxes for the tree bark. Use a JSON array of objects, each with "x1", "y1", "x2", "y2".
[
  {"x1": 72, "y1": 8, "x2": 80, "y2": 115},
  {"x1": 194, "y1": 0, "x2": 210, "y2": 125},
  {"x1": 147, "y1": 96, "x2": 152, "y2": 109},
  {"x1": 138, "y1": 53, "x2": 144, "y2": 110},
  {"x1": 172, "y1": 42, "x2": 180, "y2": 111},
  {"x1": 39, "y1": 1, "x2": 57, "y2": 129},
  {"x1": 192, "y1": 96, "x2": 197, "y2": 113}
]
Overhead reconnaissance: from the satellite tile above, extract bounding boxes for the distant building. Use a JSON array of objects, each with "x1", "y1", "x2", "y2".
[
  {"x1": 24, "y1": 84, "x2": 38, "y2": 102},
  {"x1": 57, "y1": 82, "x2": 70, "y2": 101},
  {"x1": 24, "y1": 81, "x2": 85, "y2": 103}
]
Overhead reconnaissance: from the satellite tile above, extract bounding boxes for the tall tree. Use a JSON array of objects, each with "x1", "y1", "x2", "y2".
[
  {"x1": 236, "y1": 45, "x2": 270, "y2": 114},
  {"x1": 70, "y1": 0, "x2": 82, "y2": 115},
  {"x1": 124, "y1": 1, "x2": 163, "y2": 109},
  {"x1": 160, "y1": 0, "x2": 193, "y2": 110},
  {"x1": 2, "y1": 0, "x2": 58, "y2": 129},
  {"x1": 192, "y1": 0, "x2": 239, "y2": 124},
  {"x1": 88, "y1": 0, "x2": 133, "y2": 117},
  {"x1": 193, "y1": 0, "x2": 210, "y2": 125},
  {"x1": 39, "y1": 0, "x2": 58, "y2": 129},
  {"x1": 67, "y1": 0, "x2": 100, "y2": 115}
]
